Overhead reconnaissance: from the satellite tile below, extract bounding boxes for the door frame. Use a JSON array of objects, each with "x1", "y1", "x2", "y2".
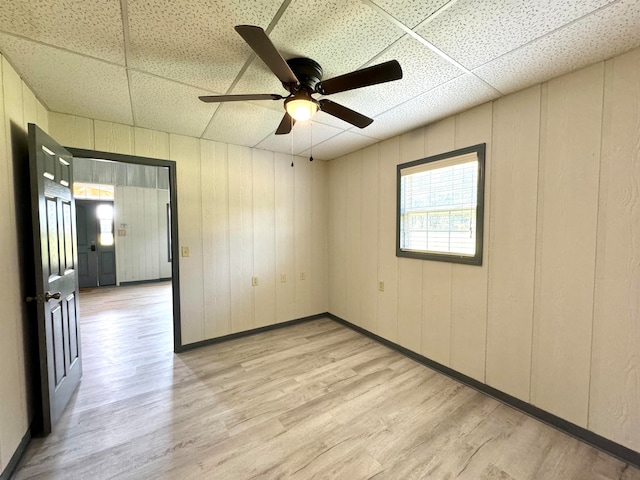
[{"x1": 66, "y1": 147, "x2": 182, "y2": 352}]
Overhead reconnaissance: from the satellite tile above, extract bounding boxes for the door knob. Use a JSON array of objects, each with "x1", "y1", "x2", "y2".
[{"x1": 26, "y1": 291, "x2": 62, "y2": 303}]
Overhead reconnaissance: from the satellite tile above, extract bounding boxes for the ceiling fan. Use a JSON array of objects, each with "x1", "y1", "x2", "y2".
[{"x1": 199, "y1": 25, "x2": 403, "y2": 135}]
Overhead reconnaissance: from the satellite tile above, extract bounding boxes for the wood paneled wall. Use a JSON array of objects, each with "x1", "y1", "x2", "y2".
[
  {"x1": 327, "y1": 48, "x2": 640, "y2": 453},
  {"x1": 0, "y1": 55, "x2": 49, "y2": 474},
  {"x1": 47, "y1": 113, "x2": 329, "y2": 345},
  {"x1": 114, "y1": 186, "x2": 171, "y2": 283}
]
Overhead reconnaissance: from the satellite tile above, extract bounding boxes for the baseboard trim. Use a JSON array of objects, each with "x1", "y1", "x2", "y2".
[
  {"x1": 176, "y1": 313, "x2": 327, "y2": 353},
  {"x1": 118, "y1": 278, "x2": 172, "y2": 286},
  {"x1": 0, "y1": 427, "x2": 31, "y2": 480},
  {"x1": 327, "y1": 313, "x2": 640, "y2": 470}
]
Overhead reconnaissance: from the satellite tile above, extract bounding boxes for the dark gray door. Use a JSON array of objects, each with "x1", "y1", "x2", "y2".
[
  {"x1": 76, "y1": 200, "x2": 116, "y2": 287},
  {"x1": 27, "y1": 123, "x2": 82, "y2": 433},
  {"x1": 76, "y1": 200, "x2": 98, "y2": 288}
]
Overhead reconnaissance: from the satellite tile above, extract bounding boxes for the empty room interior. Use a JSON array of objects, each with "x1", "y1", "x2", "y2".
[{"x1": 1, "y1": 1, "x2": 640, "y2": 478}]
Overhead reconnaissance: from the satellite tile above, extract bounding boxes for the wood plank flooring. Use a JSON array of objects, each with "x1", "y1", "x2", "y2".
[{"x1": 14, "y1": 282, "x2": 640, "y2": 479}]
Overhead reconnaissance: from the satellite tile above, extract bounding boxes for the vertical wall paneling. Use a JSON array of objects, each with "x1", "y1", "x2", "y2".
[
  {"x1": 21, "y1": 82, "x2": 37, "y2": 131},
  {"x1": 345, "y1": 151, "x2": 363, "y2": 327},
  {"x1": 485, "y1": 86, "x2": 541, "y2": 401},
  {"x1": 228, "y1": 145, "x2": 255, "y2": 333},
  {"x1": 144, "y1": 187, "x2": 160, "y2": 278},
  {"x1": 201, "y1": 140, "x2": 231, "y2": 337},
  {"x1": 421, "y1": 118, "x2": 455, "y2": 365},
  {"x1": 48, "y1": 112, "x2": 94, "y2": 149},
  {"x1": 590, "y1": 48, "x2": 640, "y2": 451},
  {"x1": 531, "y1": 63, "x2": 604, "y2": 427},
  {"x1": 376, "y1": 137, "x2": 400, "y2": 342},
  {"x1": 449, "y1": 104, "x2": 493, "y2": 382},
  {"x1": 170, "y1": 134, "x2": 204, "y2": 343},
  {"x1": 0, "y1": 55, "x2": 28, "y2": 471},
  {"x1": 396, "y1": 129, "x2": 425, "y2": 352},
  {"x1": 294, "y1": 155, "x2": 312, "y2": 319},
  {"x1": 275, "y1": 153, "x2": 295, "y2": 322},
  {"x1": 94, "y1": 120, "x2": 134, "y2": 154},
  {"x1": 114, "y1": 186, "x2": 127, "y2": 282},
  {"x1": 253, "y1": 149, "x2": 276, "y2": 327},
  {"x1": 360, "y1": 144, "x2": 379, "y2": 333},
  {"x1": 157, "y1": 189, "x2": 172, "y2": 279},
  {"x1": 328, "y1": 156, "x2": 348, "y2": 320},
  {"x1": 36, "y1": 100, "x2": 48, "y2": 132},
  {"x1": 134, "y1": 127, "x2": 170, "y2": 159},
  {"x1": 310, "y1": 160, "x2": 328, "y2": 315},
  {"x1": 114, "y1": 185, "x2": 167, "y2": 283}
]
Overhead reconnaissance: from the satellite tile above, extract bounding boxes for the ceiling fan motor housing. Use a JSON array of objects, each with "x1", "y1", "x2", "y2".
[{"x1": 286, "y1": 57, "x2": 323, "y2": 92}]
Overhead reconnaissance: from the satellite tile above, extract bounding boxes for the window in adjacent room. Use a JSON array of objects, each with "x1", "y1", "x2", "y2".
[{"x1": 397, "y1": 143, "x2": 486, "y2": 265}]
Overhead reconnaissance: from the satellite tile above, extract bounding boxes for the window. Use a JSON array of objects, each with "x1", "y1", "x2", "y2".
[
  {"x1": 397, "y1": 143, "x2": 486, "y2": 265},
  {"x1": 96, "y1": 203, "x2": 114, "y2": 246},
  {"x1": 73, "y1": 182, "x2": 114, "y2": 200}
]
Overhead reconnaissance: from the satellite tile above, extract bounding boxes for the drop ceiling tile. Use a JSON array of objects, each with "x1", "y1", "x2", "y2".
[
  {"x1": 202, "y1": 102, "x2": 286, "y2": 147},
  {"x1": 270, "y1": 0, "x2": 405, "y2": 77},
  {"x1": 0, "y1": 34, "x2": 133, "y2": 124},
  {"x1": 129, "y1": 70, "x2": 215, "y2": 138},
  {"x1": 363, "y1": 74, "x2": 499, "y2": 140},
  {"x1": 232, "y1": 62, "x2": 290, "y2": 114},
  {"x1": 126, "y1": 0, "x2": 284, "y2": 93},
  {"x1": 367, "y1": 0, "x2": 452, "y2": 28},
  {"x1": 416, "y1": 0, "x2": 616, "y2": 70},
  {"x1": 232, "y1": 0, "x2": 407, "y2": 109},
  {"x1": 255, "y1": 121, "x2": 344, "y2": 156},
  {"x1": 0, "y1": 0, "x2": 125, "y2": 64},
  {"x1": 299, "y1": 130, "x2": 379, "y2": 161},
  {"x1": 473, "y1": 0, "x2": 640, "y2": 94},
  {"x1": 325, "y1": 35, "x2": 463, "y2": 122}
]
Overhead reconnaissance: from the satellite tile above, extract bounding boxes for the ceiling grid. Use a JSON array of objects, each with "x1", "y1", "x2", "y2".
[{"x1": 0, "y1": 0, "x2": 637, "y2": 159}]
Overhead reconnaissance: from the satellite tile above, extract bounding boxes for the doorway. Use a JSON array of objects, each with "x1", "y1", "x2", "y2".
[{"x1": 67, "y1": 147, "x2": 182, "y2": 352}]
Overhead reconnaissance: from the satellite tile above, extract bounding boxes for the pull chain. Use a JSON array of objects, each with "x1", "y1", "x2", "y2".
[
  {"x1": 309, "y1": 121, "x2": 314, "y2": 162},
  {"x1": 291, "y1": 116, "x2": 294, "y2": 167}
]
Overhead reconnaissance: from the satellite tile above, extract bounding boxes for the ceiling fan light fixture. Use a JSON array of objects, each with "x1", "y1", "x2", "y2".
[{"x1": 285, "y1": 96, "x2": 318, "y2": 122}]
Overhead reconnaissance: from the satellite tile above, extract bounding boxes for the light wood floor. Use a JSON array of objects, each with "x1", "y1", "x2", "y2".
[{"x1": 14, "y1": 282, "x2": 640, "y2": 479}]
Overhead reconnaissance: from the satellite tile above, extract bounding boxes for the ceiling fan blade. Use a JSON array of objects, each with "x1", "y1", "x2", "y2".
[
  {"x1": 275, "y1": 112, "x2": 295, "y2": 135},
  {"x1": 199, "y1": 93, "x2": 284, "y2": 103},
  {"x1": 315, "y1": 60, "x2": 402, "y2": 95},
  {"x1": 235, "y1": 25, "x2": 299, "y2": 86},
  {"x1": 318, "y1": 99, "x2": 373, "y2": 128}
]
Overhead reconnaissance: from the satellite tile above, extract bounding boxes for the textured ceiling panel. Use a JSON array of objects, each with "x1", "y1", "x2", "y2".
[
  {"x1": 2, "y1": 1, "x2": 640, "y2": 161},
  {"x1": 367, "y1": 0, "x2": 452, "y2": 28},
  {"x1": 269, "y1": 0, "x2": 405, "y2": 77},
  {"x1": 363, "y1": 74, "x2": 498, "y2": 141},
  {"x1": 473, "y1": 0, "x2": 640, "y2": 94},
  {"x1": 255, "y1": 120, "x2": 344, "y2": 156},
  {"x1": 231, "y1": 62, "x2": 290, "y2": 115},
  {"x1": 232, "y1": 0, "x2": 407, "y2": 113},
  {"x1": 126, "y1": 0, "x2": 284, "y2": 92},
  {"x1": 129, "y1": 70, "x2": 215, "y2": 138},
  {"x1": 202, "y1": 101, "x2": 288, "y2": 147},
  {"x1": 0, "y1": 0, "x2": 125, "y2": 64},
  {"x1": 298, "y1": 130, "x2": 379, "y2": 160},
  {"x1": 325, "y1": 35, "x2": 463, "y2": 123},
  {"x1": 417, "y1": 0, "x2": 616, "y2": 70},
  {"x1": 0, "y1": 34, "x2": 133, "y2": 125}
]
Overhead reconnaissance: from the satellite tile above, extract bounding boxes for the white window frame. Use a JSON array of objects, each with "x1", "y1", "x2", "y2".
[{"x1": 396, "y1": 143, "x2": 486, "y2": 265}]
